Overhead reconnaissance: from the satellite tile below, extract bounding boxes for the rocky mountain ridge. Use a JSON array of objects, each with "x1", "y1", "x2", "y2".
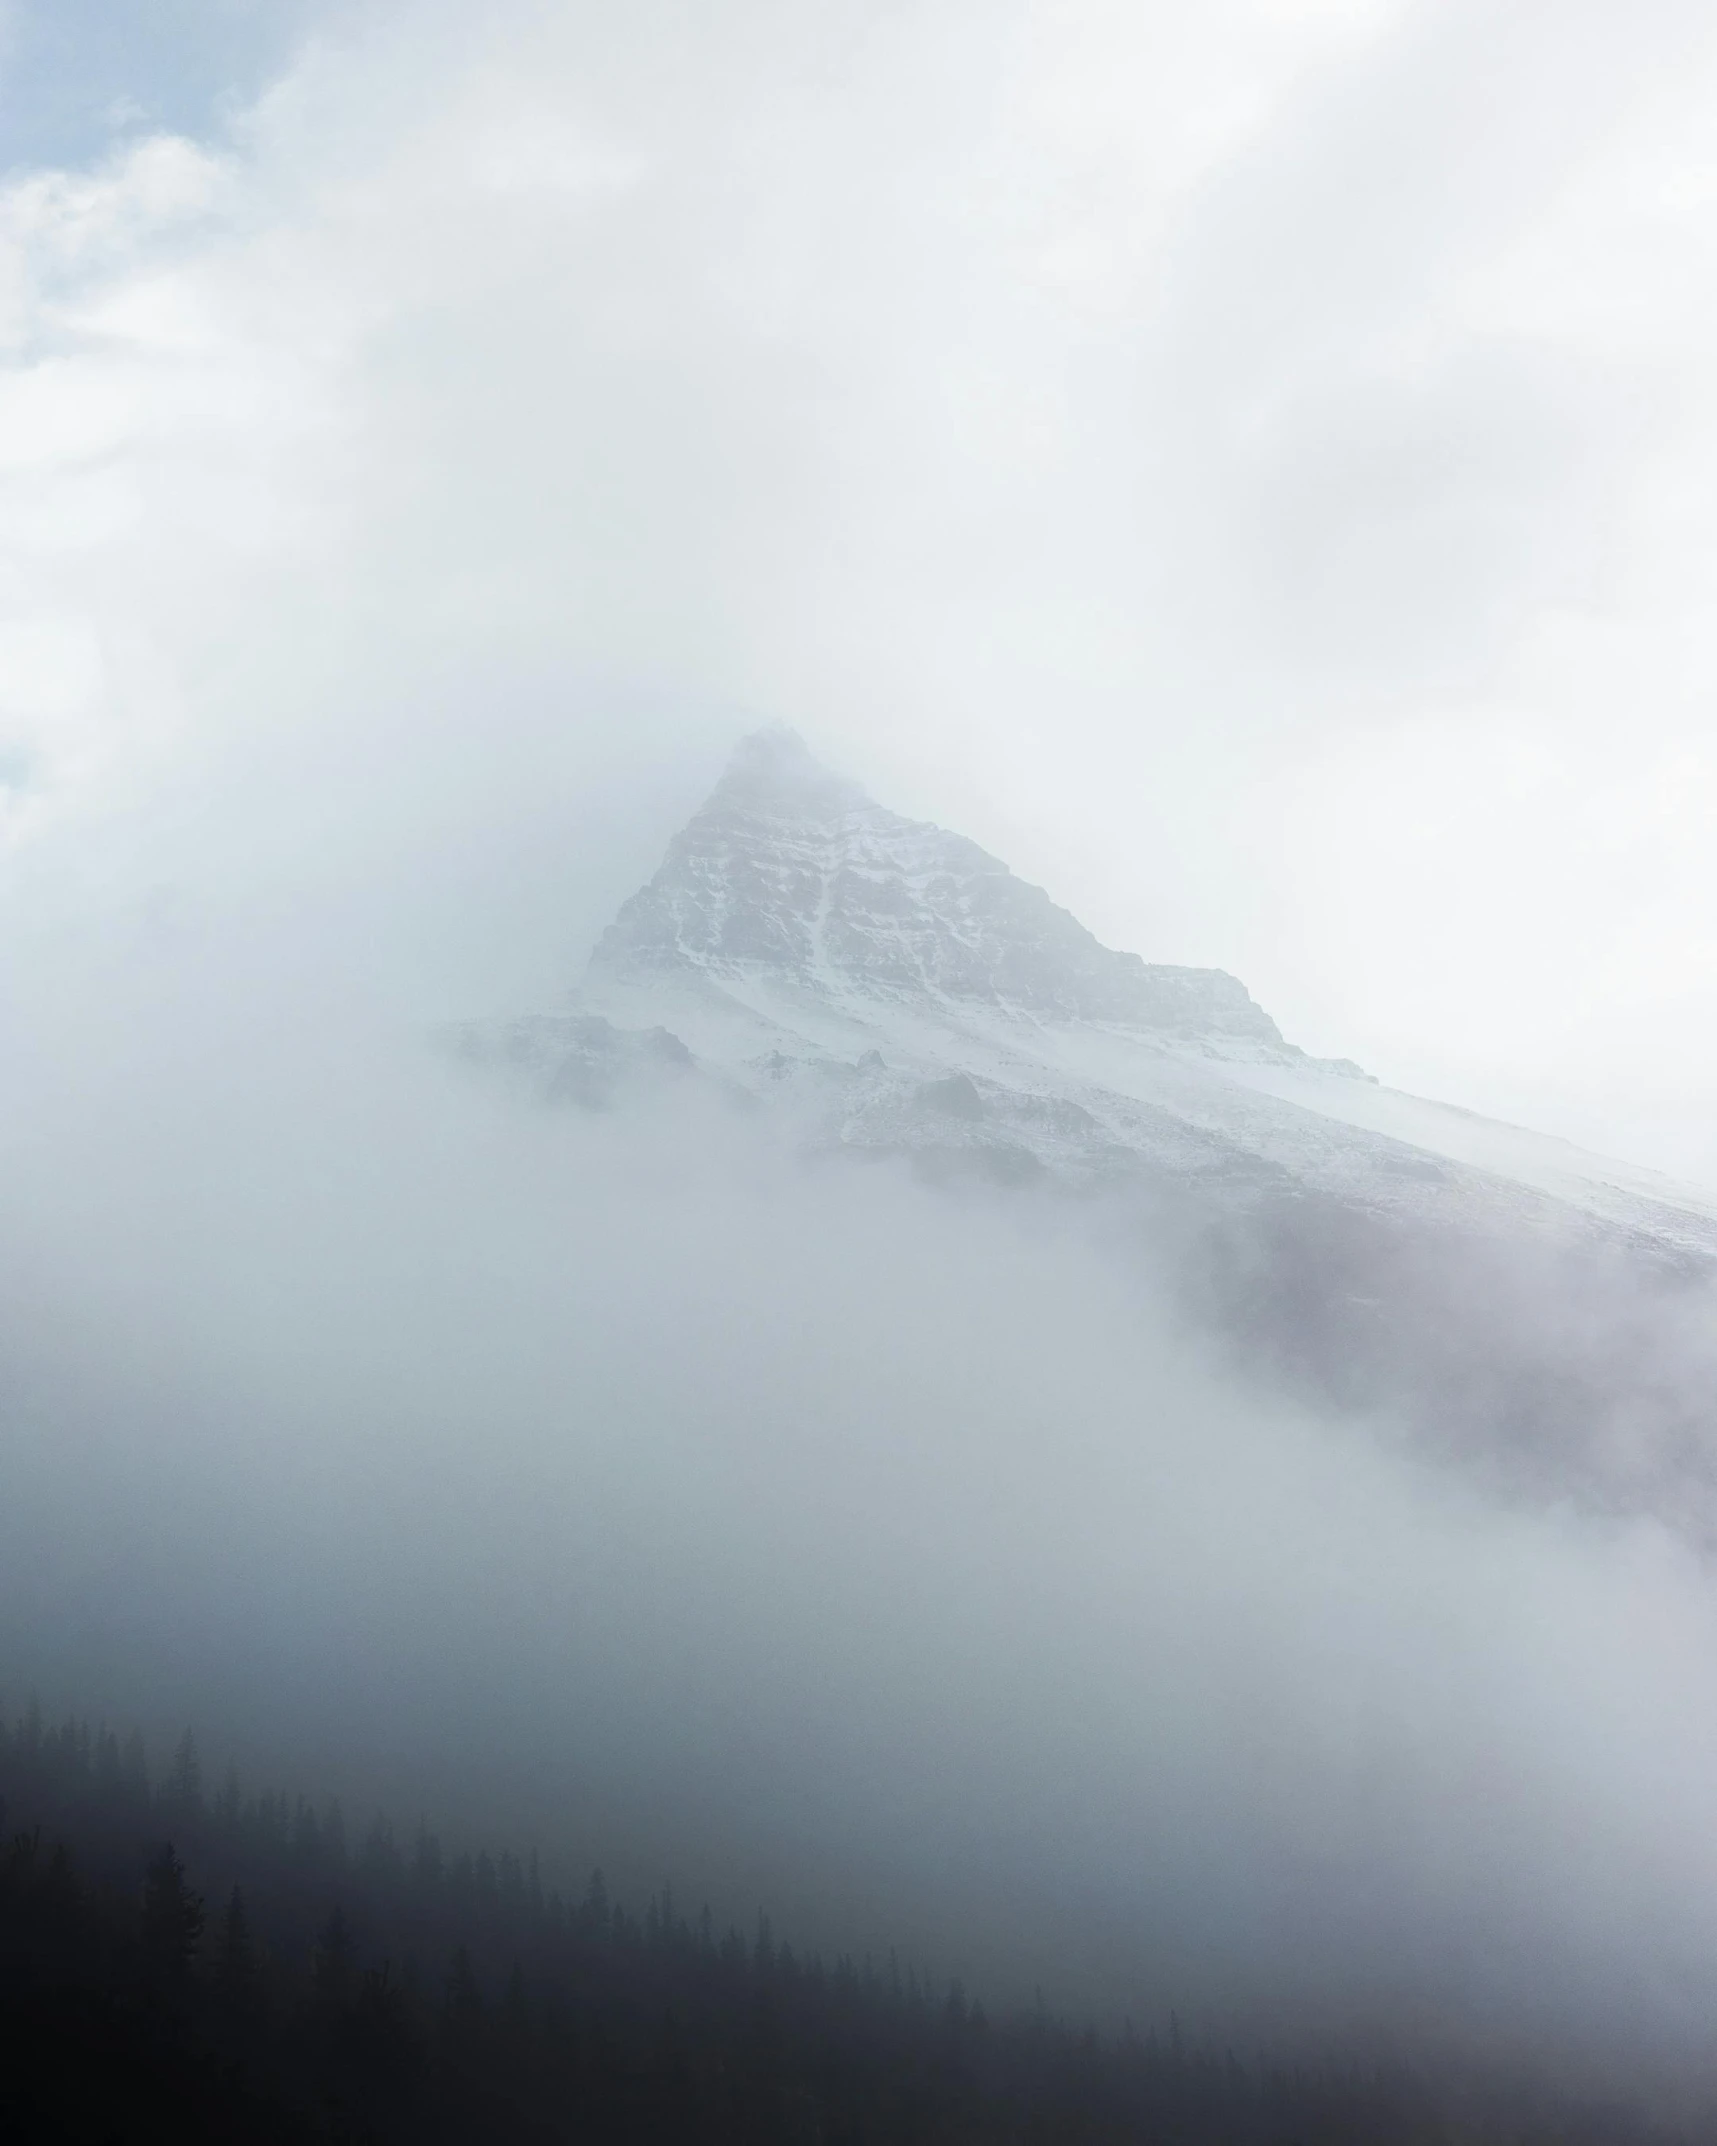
[
  {"x1": 588, "y1": 725, "x2": 1296, "y2": 1050},
  {"x1": 462, "y1": 728, "x2": 1715, "y2": 1254},
  {"x1": 451, "y1": 728, "x2": 1717, "y2": 1537}
]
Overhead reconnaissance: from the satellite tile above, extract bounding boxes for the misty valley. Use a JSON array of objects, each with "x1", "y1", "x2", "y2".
[{"x1": 10, "y1": 734, "x2": 1717, "y2": 2140}]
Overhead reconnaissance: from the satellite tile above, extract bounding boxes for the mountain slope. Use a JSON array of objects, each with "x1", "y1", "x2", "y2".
[
  {"x1": 453, "y1": 728, "x2": 1717, "y2": 1535},
  {"x1": 555, "y1": 728, "x2": 1715, "y2": 1256}
]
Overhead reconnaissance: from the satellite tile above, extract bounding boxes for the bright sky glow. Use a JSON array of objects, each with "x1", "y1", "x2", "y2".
[{"x1": 5, "y1": 0, "x2": 1717, "y2": 1183}]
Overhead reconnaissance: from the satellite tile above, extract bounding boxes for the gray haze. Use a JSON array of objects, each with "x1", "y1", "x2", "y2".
[
  {"x1": 7, "y1": 0, "x2": 1717, "y2": 2107},
  {"x1": 8, "y1": 839, "x2": 1717, "y2": 2093}
]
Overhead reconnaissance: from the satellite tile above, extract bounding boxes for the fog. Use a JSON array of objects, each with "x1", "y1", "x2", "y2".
[
  {"x1": 9, "y1": 3, "x2": 1717, "y2": 2123},
  {"x1": 8, "y1": 874, "x2": 1717, "y2": 2094},
  {"x1": 12, "y1": 0, "x2": 1717, "y2": 1175}
]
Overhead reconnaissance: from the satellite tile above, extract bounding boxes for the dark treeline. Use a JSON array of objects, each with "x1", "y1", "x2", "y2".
[{"x1": 0, "y1": 1697, "x2": 1691, "y2": 2144}]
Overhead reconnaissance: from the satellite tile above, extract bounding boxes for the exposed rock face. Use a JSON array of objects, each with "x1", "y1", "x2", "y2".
[
  {"x1": 509, "y1": 729, "x2": 1717, "y2": 1274},
  {"x1": 449, "y1": 1011, "x2": 692, "y2": 1109},
  {"x1": 589, "y1": 727, "x2": 1283, "y2": 1046}
]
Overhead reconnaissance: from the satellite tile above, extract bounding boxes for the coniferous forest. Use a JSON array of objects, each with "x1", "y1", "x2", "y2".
[{"x1": 0, "y1": 1695, "x2": 1701, "y2": 2145}]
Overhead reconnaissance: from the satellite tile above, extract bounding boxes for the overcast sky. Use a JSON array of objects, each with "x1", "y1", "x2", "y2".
[{"x1": 5, "y1": 0, "x2": 1717, "y2": 1182}]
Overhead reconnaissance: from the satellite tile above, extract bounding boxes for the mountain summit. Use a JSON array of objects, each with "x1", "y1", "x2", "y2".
[
  {"x1": 451, "y1": 728, "x2": 1717, "y2": 1536},
  {"x1": 472, "y1": 726, "x2": 1717, "y2": 1246},
  {"x1": 589, "y1": 727, "x2": 1284, "y2": 1046}
]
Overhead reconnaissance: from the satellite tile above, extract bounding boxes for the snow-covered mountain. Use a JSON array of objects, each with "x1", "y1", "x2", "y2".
[
  {"x1": 454, "y1": 727, "x2": 1717, "y2": 1533},
  {"x1": 465, "y1": 727, "x2": 1717, "y2": 1256}
]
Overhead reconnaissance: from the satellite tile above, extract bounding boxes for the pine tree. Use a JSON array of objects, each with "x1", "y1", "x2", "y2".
[
  {"x1": 445, "y1": 1943, "x2": 482, "y2": 2032},
  {"x1": 313, "y1": 1903, "x2": 355, "y2": 2008},
  {"x1": 361, "y1": 1813, "x2": 400, "y2": 1886},
  {"x1": 413, "y1": 1822, "x2": 442, "y2": 1889},
  {"x1": 502, "y1": 1959, "x2": 529, "y2": 2041},
  {"x1": 165, "y1": 1728, "x2": 203, "y2": 1820},
  {"x1": 214, "y1": 1763, "x2": 242, "y2": 1833},
  {"x1": 215, "y1": 1885, "x2": 262, "y2": 2027},
  {"x1": 121, "y1": 1726, "x2": 149, "y2": 1801},
  {"x1": 292, "y1": 1795, "x2": 321, "y2": 1863},
  {"x1": 94, "y1": 1725, "x2": 121, "y2": 1802},
  {"x1": 141, "y1": 1842, "x2": 204, "y2": 1979}
]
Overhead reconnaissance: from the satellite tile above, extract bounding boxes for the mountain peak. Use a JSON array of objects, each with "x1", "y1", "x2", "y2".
[
  {"x1": 721, "y1": 722, "x2": 820, "y2": 779},
  {"x1": 711, "y1": 724, "x2": 872, "y2": 817},
  {"x1": 585, "y1": 730, "x2": 1285, "y2": 1047},
  {"x1": 458, "y1": 734, "x2": 1717, "y2": 1557}
]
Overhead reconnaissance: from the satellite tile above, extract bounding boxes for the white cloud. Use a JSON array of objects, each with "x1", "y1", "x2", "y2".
[{"x1": 2, "y1": 2, "x2": 1717, "y2": 1174}]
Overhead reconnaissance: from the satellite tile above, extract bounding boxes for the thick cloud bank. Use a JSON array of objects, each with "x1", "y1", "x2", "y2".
[
  {"x1": 10, "y1": 0, "x2": 1717, "y2": 1172},
  {"x1": 5, "y1": 928, "x2": 1717, "y2": 2094}
]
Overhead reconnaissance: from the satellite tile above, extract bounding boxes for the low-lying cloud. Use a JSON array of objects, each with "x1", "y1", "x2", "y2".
[{"x1": 5, "y1": 917, "x2": 1717, "y2": 2094}]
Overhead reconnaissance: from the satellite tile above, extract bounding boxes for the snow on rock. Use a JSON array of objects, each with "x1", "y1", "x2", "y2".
[
  {"x1": 589, "y1": 725, "x2": 1284, "y2": 1045},
  {"x1": 452, "y1": 728, "x2": 1717, "y2": 1534},
  {"x1": 549, "y1": 728, "x2": 1717, "y2": 1257}
]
